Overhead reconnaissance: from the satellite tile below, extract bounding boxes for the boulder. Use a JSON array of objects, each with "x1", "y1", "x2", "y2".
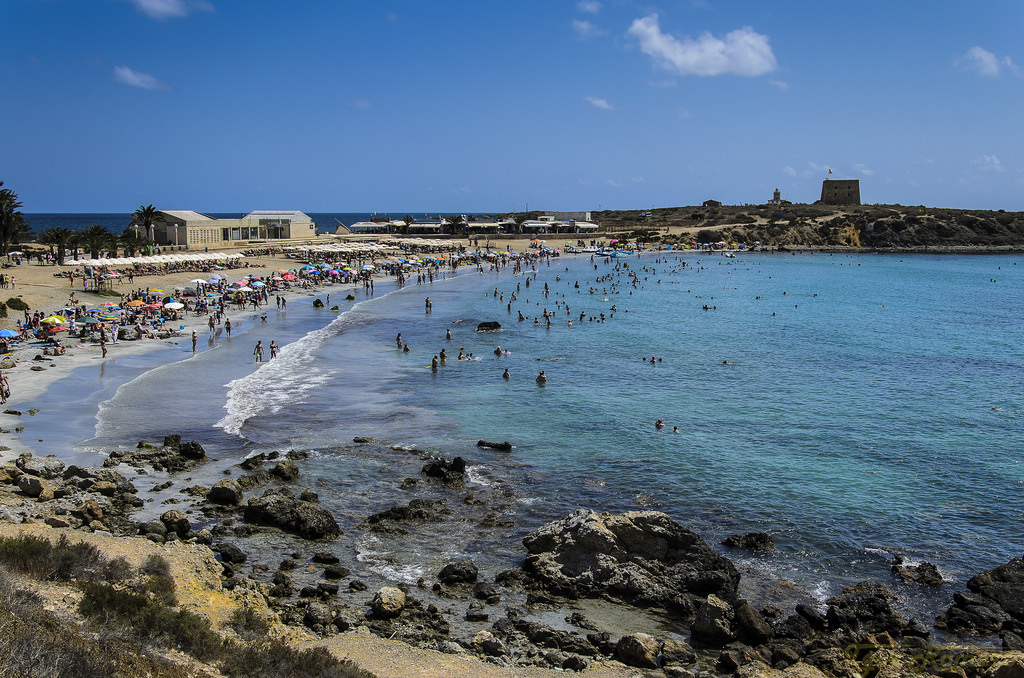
[
  {"x1": 270, "y1": 460, "x2": 299, "y2": 481},
  {"x1": 371, "y1": 586, "x2": 405, "y2": 618},
  {"x1": 217, "y1": 543, "x2": 248, "y2": 564},
  {"x1": 476, "y1": 321, "x2": 501, "y2": 332},
  {"x1": 421, "y1": 457, "x2": 466, "y2": 486},
  {"x1": 722, "y1": 532, "x2": 775, "y2": 551},
  {"x1": 438, "y1": 559, "x2": 478, "y2": 585},
  {"x1": 891, "y1": 555, "x2": 943, "y2": 586},
  {"x1": 661, "y1": 639, "x2": 697, "y2": 666},
  {"x1": 208, "y1": 478, "x2": 244, "y2": 506},
  {"x1": 691, "y1": 595, "x2": 735, "y2": 646},
  {"x1": 939, "y1": 557, "x2": 1024, "y2": 636},
  {"x1": 160, "y1": 509, "x2": 191, "y2": 536},
  {"x1": 16, "y1": 453, "x2": 65, "y2": 479},
  {"x1": 244, "y1": 489, "x2": 341, "y2": 539},
  {"x1": 616, "y1": 632, "x2": 660, "y2": 669},
  {"x1": 476, "y1": 440, "x2": 512, "y2": 452},
  {"x1": 17, "y1": 475, "x2": 53, "y2": 500},
  {"x1": 522, "y1": 509, "x2": 739, "y2": 614}
]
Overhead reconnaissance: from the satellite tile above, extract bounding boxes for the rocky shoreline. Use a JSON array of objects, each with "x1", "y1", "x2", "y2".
[{"x1": 1, "y1": 435, "x2": 1023, "y2": 677}]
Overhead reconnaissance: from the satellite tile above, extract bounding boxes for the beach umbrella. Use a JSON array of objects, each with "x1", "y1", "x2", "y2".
[
  {"x1": 0, "y1": 329, "x2": 19, "y2": 338},
  {"x1": 190, "y1": 279, "x2": 207, "y2": 285},
  {"x1": 126, "y1": 300, "x2": 145, "y2": 307},
  {"x1": 77, "y1": 317, "x2": 100, "y2": 325},
  {"x1": 48, "y1": 326, "x2": 69, "y2": 332},
  {"x1": 361, "y1": 265, "x2": 375, "y2": 271},
  {"x1": 96, "y1": 312, "x2": 121, "y2": 322},
  {"x1": 147, "y1": 289, "x2": 164, "y2": 295},
  {"x1": 99, "y1": 302, "x2": 120, "y2": 308},
  {"x1": 234, "y1": 286, "x2": 253, "y2": 293},
  {"x1": 41, "y1": 315, "x2": 66, "y2": 324},
  {"x1": 164, "y1": 302, "x2": 185, "y2": 310},
  {"x1": 250, "y1": 281, "x2": 266, "y2": 287}
]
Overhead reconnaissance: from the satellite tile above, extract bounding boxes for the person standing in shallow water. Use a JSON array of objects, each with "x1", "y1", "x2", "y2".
[
  {"x1": 269, "y1": 341, "x2": 278, "y2": 359},
  {"x1": 536, "y1": 370, "x2": 546, "y2": 384},
  {"x1": 225, "y1": 318, "x2": 232, "y2": 337},
  {"x1": 253, "y1": 340, "x2": 263, "y2": 363}
]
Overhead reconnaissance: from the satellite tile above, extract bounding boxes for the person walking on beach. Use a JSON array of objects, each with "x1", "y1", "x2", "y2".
[
  {"x1": 208, "y1": 316, "x2": 215, "y2": 336},
  {"x1": 225, "y1": 318, "x2": 232, "y2": 337},
  {"x1": 191, "y1": 331, "x2": 197, "y2": 353},
  {"x1": 253, "y1": 340, "x2": 264, "y2": 363},
  {"x1": 99, "y1": 334, "x2": 107, "y2": 358}
]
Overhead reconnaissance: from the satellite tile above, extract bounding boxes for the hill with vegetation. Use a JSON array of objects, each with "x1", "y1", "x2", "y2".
[{"x1": 589, "y1": 203, "x2": 1024, "y2": 250}]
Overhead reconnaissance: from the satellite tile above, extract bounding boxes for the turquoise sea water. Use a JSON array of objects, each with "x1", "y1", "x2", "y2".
[{"x1": 18, "y1": 251, "x2": 1023, "y2": 620}]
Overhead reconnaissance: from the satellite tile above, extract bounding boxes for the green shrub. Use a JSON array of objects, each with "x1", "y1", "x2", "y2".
[
  {"x1": 0, "y1": 534, "x2": 54, "y2": 578},
  {"x1": 102, "y1": 556, "x2": 133, "y2": 583},
  {"x1": 0, "y1": 302, "x2": 6, "y2": 318},
  {"x1": 222, "y1": 642, "x2": 373, "y2": 678},
  {"x1": 228, "y1": 605, "x2": 270, "y2": 641},
  {"x1": 5, "y1": 297, "x2": 28, "y2": 312}
]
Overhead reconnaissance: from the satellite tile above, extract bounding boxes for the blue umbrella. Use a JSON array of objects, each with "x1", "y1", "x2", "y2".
[{"x1": 0, "y1": 329, "x2": 19, "y2": 338}]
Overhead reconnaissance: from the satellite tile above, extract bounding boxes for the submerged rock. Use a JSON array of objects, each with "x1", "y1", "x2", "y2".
[
  {"x1": 521, "y1": 509, "x2": 739, "y2": 615},
  {"x1": 939, "y1": 556, "x2": 1024, "y2": 639},
  {"x1": 476, "y1": 321, "x2": 501, "y2": 332},
  {"x1": 244, "y1": 489, "x2": 342, "y2": 540},
  {"x1": 722, "y1": 532, "x2": 775, "y2": 551}
]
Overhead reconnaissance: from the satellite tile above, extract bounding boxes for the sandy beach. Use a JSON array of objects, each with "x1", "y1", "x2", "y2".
[{"x1": 0, "y1": 237, "x2": 650, "y2": 677}]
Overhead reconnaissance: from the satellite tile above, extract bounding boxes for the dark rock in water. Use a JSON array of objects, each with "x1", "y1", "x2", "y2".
[
  {"x1": 108, "y1": 436, "x2": 206, "y2": 473},
  {"x1": 661, "y1": 638, "x2": 697, "y2": 667},
  {"x1": 477, "y1": 440, "x2": 512, "y2": 452},
  {"x1": 240, "y1": 454, "x2": 266, "y2": 470},
  {"x1": 476, "y1": 321, "x2": 501, "y2": 332},
  {"x1": 244, "y1": 488, "x2": 342, "y2": 539},
  {"x1": 208, "y1": 478, "x2": 244, "y2": 506},
  {"x1": 269, "y1": 460, "x2": 299, "y2": 481},
  {"x1": 421, "y1": 457, "x2": 466, "y2": 486},
  {"x1": 891, "y1": 555, "x2": 943, "y2": 586},
  {"x1": 324, "y1": 564, "x2": 350, "y2": 580},
  {"x1": 345, "y1": 294, "x2": 356, "y2": 301},
  {"x1": 160, "y1": 509, "x2": 191, "y2": 537},
  {"x1": 521, "y1": 509, "x2": 739, "y2": 615},
  {"x1": 352, "y1": 437, "x2": 373, "y2": 444},
  {"x1": 938, "y1": 556, "x2": 1024, "y2": 636},
  {"x1": 465, "y1": 601, "x2": 488, "y2": 622},
  {"x1": 313, "y1": 299, "x2": 325, "y2": 308},
  {"x1": 366, "y1": 499, "x2": 452, "y2": 532},
  {"x1": 312, "y1": 552, "x2": 339, "y2": 565},
  {"x1": 825, "y1": 583, "x2": 906, "y2": 635},
  {"x1": 438, "y1": 559, "x2": 478, "y2": 585},
  {"x1": 217, "y1": 543, "x2": 247, "y2": 564},
  {"x1": 616, "y1": 632, "x2": 660, "y2": 669},
  {"x1": 722, "y1": 532, "x2": 775, "y2": 551}
]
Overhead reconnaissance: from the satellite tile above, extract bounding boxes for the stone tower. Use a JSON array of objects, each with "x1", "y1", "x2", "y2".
[{"x1": 820, "y1": 179, "x2": 861, "y2": 205}]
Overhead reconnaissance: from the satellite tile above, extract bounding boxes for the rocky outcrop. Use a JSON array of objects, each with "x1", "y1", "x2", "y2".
[
  {"x1": 421, "y1": 457, "x2": 465, "y2": 487},
  {"x1": 939, "y1": 556, "x2": 1024, "y2": 644},
  {"x1": 104, "y1": 435, "x2": 207, "y2": 473},
  {"x1": 722, "y1": 532, "x2": 775, "y2": 551},
  {"x1": 476, "y1": 440, "x2": 512, "y2": 452},
  {"x1": 243, "y1": 488, "x2": 341, "y2": 540},
  {"x1": 891, "y1": 555, "x2": 943, "y2": 586},
  {"x1": 521, "y1": 509, "x2": 739, "y2": 616},
  {"x1": 476, "y1": 322, "x2": 501, "y2": 332},
  {"x1": 208, "y1": 478, "x2": 244, "y2": 506},
  {"x1": 365, "y1": 499, "x2": 452, "y2": 535},
  {"x1": 371, "y1": 586, "x2": 406, "y2": 619}
]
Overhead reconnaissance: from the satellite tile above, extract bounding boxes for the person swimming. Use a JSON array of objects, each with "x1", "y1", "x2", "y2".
[
  {"x1": 502, "y1": 368, "x2": 510, "y2": 380},
  {"x1": 536, "y1": 370, "x2": 547, "y2": 384},
  {"x1": 655, "y1": 419, "x2": 665, "y2": 429}
]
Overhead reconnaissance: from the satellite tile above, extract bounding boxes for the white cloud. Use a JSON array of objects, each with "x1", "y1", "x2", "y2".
[
  {"x1": 577, "y1": 1, "x2": 601, "y2": 13},
  {"x1": 782, "y1": 166, "x2": 796, "y2": 177},
  {"x1": 853, "y1": 163, "x2": 874, "y2": 176},
  {"x1": 572, "y1": 19, "x2": 606, "y2": 39},
  {"x1": 632, "y1": 176, "x2": 646, "y2": 183},
  {"x1": 113, "y1": 66, "x2": 170, "y2": 90},
  {"x1": 605, "y1": 179, "x2": 622, "y2": 188},
  {"x1": 584, "y1": 96, "x2": 614, "y2": 110},
  {"x1": 675, "y1": 107, "x2": 693, "y2": 118},
  {"x1": 955, "y1": 46, "x2": 1018, "y2": 78},
  {"x1": 769, "y1": 78, "x2": 789, "y2": 91},
  {"x1": 627, "y1": 14, "x2": 776, "y2": 77},
  {"x1": 972, "y1": 154, "x2": 1004, "y2": 172},
  {"x1": 128, "y1": 0, "x2": 212, "y2": 20}
]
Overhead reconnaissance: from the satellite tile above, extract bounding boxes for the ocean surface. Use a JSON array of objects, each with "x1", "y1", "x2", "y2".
[{"x1": 16, "y1": 250, "x2": 1024, "y2": 627}]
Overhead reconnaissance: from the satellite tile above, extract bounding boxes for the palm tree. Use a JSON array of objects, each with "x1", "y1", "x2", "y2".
[
  {"x1": 402, "y1": 215, "x2": 414, "y2": 235},
  {"x1": 118, "y1": 231, "x2": 149, "y2": 257},
  {"x1": 130, "y1": 204, "x2": 163, "y2": 242},
  {"x1": 0, "y1": 181, "x2": 31, "y2": 256},
  {"x1": 80, "y1": 225, "x2": 114, "y2": 260},
  {"x1": 38, "y1": 227, "x2": 76, "y2": 265}
]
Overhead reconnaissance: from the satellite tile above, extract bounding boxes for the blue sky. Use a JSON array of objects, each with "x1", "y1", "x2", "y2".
[{"x1": 4, "y1": 0, "x2": 1023, "y2": 212}]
